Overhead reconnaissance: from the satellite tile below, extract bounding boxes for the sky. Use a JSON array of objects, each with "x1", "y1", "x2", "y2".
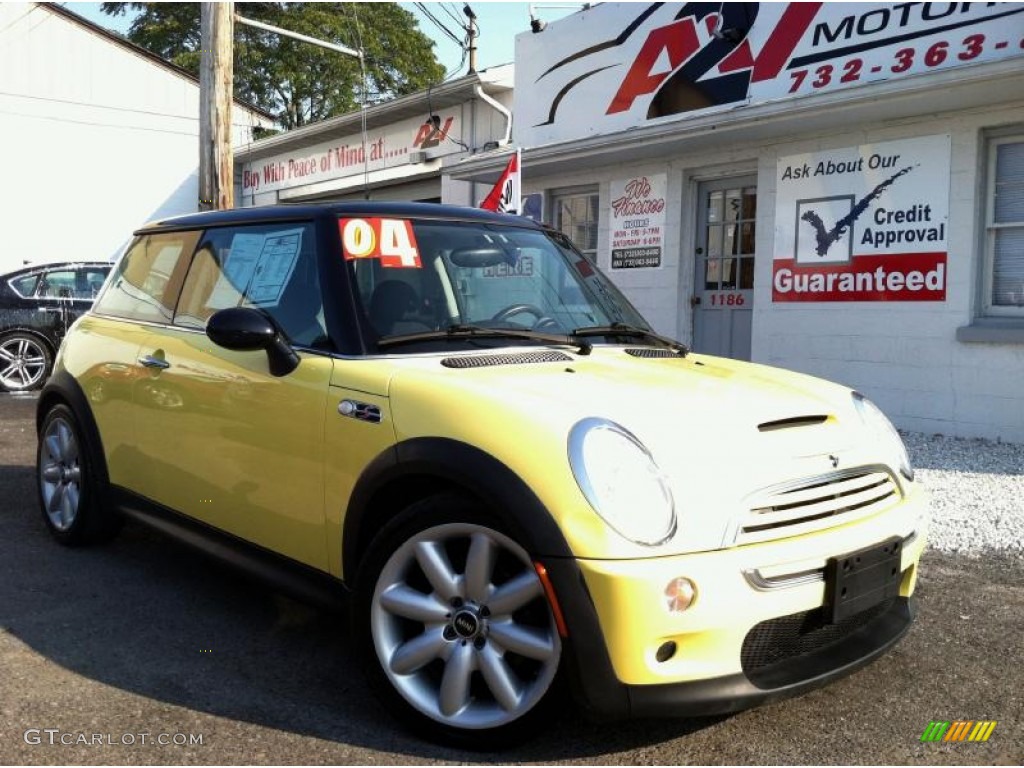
[{"x1": 66, "y1": 2, "x2": 580, "y2": 77}]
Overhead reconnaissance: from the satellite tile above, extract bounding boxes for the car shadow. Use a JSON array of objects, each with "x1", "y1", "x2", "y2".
[{"x1": 0, "y1": 462, "x2": 722, "y2": 760}]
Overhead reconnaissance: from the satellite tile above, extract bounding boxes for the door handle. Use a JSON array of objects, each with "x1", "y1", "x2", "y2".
[
  {"x1": 690, "y1": 295, "x2": 702, "y2": 307},
  {"x1": 37, "y1": 307, "x2": 62, "y2": 313},
  {"x1": 138, "y1": 355, "x2": 170, "y2": 370}
]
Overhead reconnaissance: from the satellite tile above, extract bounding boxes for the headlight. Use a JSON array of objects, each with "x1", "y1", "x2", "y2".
[
  {"x1": 568, "y1": 418, "x2": 676, "y2": 546},
  {"x1": 852, "y1": 392, "x2": 914, "y2": 481}
]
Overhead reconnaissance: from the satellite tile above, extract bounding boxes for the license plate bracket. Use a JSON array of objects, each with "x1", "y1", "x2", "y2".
[{"x1": 825, "y1": 537, "x2": 903, "y2": 623}]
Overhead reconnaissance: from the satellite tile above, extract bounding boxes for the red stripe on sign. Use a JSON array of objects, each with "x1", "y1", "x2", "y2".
[{"x1": 772, "y1": 252, "x2": 946, "y2": 302}]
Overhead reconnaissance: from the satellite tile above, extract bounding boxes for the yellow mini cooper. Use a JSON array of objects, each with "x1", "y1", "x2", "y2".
[{"x1": 37, "y1": 203, "x2": 927, "y2": 747}]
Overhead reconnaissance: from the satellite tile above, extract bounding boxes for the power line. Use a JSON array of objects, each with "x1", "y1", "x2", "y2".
[{"x1": 413, "y1": 2, "x2": 464, "y2": 46}]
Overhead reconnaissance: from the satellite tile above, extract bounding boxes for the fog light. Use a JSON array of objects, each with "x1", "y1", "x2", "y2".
[
  {"x1": 664, "y1": 577, "x2": 696, "y2": 613},
  {"x1": 656, "y1": 641, "x2": 677, "y2": 663}
]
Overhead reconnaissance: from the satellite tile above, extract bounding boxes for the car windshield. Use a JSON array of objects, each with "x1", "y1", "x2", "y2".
[{"x1": 342, "y1": 217, "x2": 649, "y2": 351}]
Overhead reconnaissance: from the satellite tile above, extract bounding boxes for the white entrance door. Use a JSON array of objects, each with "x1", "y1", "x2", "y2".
[{"x1": 692, "y1": 177, "x2": 757, "y2": 360}]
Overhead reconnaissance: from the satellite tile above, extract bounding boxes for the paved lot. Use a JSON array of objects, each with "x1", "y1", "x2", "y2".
[{"x1": 1, "y1": 393, "x2": 1021, "y2": 764}]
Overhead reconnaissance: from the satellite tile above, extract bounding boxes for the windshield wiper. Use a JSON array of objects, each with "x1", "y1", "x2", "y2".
[
  {"x1": 377, "y1": 324, "x2": 592, "y2": 354},
  {"x1": 573, "y1": 323, "x2": 688, "y2": 356}
]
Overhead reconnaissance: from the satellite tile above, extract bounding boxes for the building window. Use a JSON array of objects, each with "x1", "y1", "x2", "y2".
[
  {"x1": 985, "y1": 136, "x2": 1024, "y2": 316},
  {"x1": 551, "y1": 189, "x2": 599, "y2": 260}
]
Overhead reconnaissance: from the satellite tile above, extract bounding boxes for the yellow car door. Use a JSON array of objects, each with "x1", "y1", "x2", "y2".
[{"x1": 131, "y1": 328, "x2": 333, "y2": 570}]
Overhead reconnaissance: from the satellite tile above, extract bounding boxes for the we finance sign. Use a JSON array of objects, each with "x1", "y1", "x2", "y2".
[
  {"x1": 514, "y1": 3, "x2": 1024, "y2": 145},
  {"x1": 772, "y1": 135, "x2": 950, "y2": 302}
]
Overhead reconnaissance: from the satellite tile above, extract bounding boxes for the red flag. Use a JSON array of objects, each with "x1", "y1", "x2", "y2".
[{"x1": 479, "y1": 150, "x2": 520, "y2": 214}]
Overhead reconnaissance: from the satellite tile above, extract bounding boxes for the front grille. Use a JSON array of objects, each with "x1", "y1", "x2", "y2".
[
  {"x1": 741, "y1": 598, "x2": 895, "y2": 678},
  {"x1": 736, "y1": 467, "x2": 900, "y2": 545},
  {"x1": 440, "y1": 351, "x2": 572, "y2": 368}
]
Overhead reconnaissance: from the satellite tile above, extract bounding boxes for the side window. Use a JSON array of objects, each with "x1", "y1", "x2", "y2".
[
  {"x1": 9, "y1": 274, "x2": 39, "y2": 298},
  {"x1": 35, "y1": 268, "x2": 109, "y2": 300},
  {"x1": 77, "y1": 267, "x2": 112, "y2": 299},
  {"x1": 36, "y1": 270, "x2": 77, "y2": 298},
  {"x1": 93, "y1": 232, "x2": 199, "y2": 323},
  {"x1": 174, "y1": 222, "x2": 327, "y2": 348},
  {"x1": 985, "y1": 136, "x2": 1024, "y2": 316}
]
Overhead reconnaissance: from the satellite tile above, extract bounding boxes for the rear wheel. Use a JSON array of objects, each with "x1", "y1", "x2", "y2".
[
  {"x1": 0, "y1": 332, "x2": 52, "y2": 392},
  {"x1": 355, "y1": 494, "x2": 563, "y2": 748},
  {"x1": 37, "y1": 404, "x2": 121, "y2": 545}
]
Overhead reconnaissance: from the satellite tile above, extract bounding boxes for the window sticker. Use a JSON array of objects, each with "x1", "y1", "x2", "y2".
[
  {"x1": 339, "y1": 218, "x2": 421, "y2": 268},
  {"x1": 248, "y1": 230, "x2": 303, "y2": 305},
  {"x1": 207, "y1": 228, "x2": 304, "y2": 309}
]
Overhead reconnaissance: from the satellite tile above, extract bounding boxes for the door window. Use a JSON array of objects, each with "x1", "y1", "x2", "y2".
[
  {"x1": 174, "y1": 222, "x2": 327, "y2": 349},
  {"x1": 35, "y1": 267, "x2": 111, "y2": 300}
]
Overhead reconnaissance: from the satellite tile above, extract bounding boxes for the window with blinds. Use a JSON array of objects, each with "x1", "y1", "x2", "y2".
[{"x1": 988, "y1": 137, "x2": 1024, "y2": 315}]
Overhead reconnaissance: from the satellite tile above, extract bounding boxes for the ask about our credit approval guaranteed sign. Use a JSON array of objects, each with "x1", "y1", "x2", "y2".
[{"x1": 772, "y1": 134, "x2": 950, "y2": 302}]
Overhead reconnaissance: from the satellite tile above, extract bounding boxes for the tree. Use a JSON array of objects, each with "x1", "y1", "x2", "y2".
[{"x1": 102, "y1": 3, "x2": 449, "y2": 129}]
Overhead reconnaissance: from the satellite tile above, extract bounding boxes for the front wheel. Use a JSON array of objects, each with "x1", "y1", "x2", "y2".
[{"x1": 355, "y1": 495, "x2": 563, "y2": 747}]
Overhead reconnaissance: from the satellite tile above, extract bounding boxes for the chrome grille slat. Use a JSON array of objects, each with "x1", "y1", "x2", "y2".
[
  {"x1": 736, "y1": 467, "x2": 902, "y2": 545},
  {"x1": 748, "y1": 482, "x2": 897, "y2": 529},
  {"x1": 752, "y1": 471, "x2": 891, "y2": 510}
]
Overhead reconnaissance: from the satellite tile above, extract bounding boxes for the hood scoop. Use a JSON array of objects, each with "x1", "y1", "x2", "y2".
[
  {"x1": 757, "y1": 415, "x2": 829, "y2": 432},
  {"x1": 441, "y1": 351, "x2": 572, "y2": 369}
]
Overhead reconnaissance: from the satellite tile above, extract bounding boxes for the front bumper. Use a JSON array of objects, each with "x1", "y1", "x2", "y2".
[{"x1": 542, "y1": 487, "x2": 927, "y2": 719}]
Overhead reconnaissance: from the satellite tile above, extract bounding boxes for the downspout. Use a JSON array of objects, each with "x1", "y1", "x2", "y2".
[{"x1": 474, "y1": 85, "x2": 512, "y2": 147}]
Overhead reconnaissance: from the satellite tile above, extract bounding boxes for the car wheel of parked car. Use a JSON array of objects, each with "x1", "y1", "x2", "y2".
[
  {"x1": 37, "y1": 404, "x2": 121, "y2": 546},
  {"x1": 0, "y1": 332, "x2": 52, "y2": 392},
  {"x1": 355, "y1": 494, "x2": 563, "y2": 748}
]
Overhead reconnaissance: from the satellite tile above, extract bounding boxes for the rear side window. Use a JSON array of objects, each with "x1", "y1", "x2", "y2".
[
  {"x1": 94, "y1": 232, "x2": 199, "y2": 323},
  {"x1": 8, "y1": 274, "x2": 39, "y2": 298},
  {"x1": 174, "y1": 222, "x2": 328, "y2": 348}
]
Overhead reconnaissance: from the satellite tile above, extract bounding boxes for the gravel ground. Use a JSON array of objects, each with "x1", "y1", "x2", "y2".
[{"x1": 903, "y1": 432, "x2": 1024, "y2": 557}]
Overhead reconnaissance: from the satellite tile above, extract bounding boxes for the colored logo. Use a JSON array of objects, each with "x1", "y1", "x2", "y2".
[{"x1": 920, "y1": 720, "x2": 997, "y2": 742}]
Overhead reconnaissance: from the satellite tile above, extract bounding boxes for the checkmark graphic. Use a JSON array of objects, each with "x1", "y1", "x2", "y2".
[{"x1": 801, "y1": 166, "x2": 915, "y2": 257}]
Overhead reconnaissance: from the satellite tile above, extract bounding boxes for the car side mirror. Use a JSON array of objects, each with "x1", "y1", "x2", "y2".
[{"x1": 206, "y1": 307, "x2": 300, "y2": 377}]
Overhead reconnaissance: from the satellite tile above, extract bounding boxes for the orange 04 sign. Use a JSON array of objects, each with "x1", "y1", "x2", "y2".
[{"x1": 339, "y1": 218, "x2": 422, "y2": 268}]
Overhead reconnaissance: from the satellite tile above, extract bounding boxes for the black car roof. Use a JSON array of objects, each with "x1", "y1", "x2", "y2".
[
  {"x1": 137, "y1": 202, "x2": 544, "y2": 234},
  {"x1": 1, "y1": 261, "x2": 112, "y2": 280}
]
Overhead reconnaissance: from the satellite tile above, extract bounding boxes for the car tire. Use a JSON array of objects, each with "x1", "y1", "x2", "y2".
[
  {"x1": 0, "y1": 331, "x2": 52, "y2": 392},
  {"x1": 354, "y1": 493, "x2": 564, "y2": 748},
  {"x1": 37, "y1": 404, "x2": 122, "y2": 546}
]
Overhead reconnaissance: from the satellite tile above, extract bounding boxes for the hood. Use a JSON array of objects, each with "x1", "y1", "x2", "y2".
[{"x1": 381, "y1": 347, "x2": 885, "y2": 556}]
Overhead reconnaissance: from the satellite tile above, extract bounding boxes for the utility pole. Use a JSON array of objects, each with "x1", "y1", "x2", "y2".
[
  {"x1": 199, "y1": 2, "x2": 234, "y2": 211},
  {"x1": 464, "y1": 4, "x2": 477, "y2": 74}
]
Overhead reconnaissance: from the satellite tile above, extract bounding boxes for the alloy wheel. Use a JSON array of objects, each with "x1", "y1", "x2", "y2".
[
  {"x1": 39, "y1": 417, "x2": 82, "y2": 531},
  {"x1": 0, "y1": 336, "x2": 48, "y2": 390},
  {"x1": 370, "y1": 523, "x2": 561, "y2": 730}
]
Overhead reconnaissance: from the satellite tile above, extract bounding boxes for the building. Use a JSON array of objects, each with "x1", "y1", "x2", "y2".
[
  {"x1": 0, "y1": 3, "x2": 272, "y2": 274},
  {"x1": 453, "y1": 2, "x2": 1024, "y2": 442},
  {"x1": 234, "y1": 65, "x2": 513, "y2": 208}
]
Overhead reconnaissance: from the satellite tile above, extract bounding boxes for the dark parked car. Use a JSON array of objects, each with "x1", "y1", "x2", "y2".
[{"x1": 0, "y1": 262, "x2": 112, "y2": 392}]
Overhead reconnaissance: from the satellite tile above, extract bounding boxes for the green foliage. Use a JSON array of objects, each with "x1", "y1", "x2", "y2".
[{"x1": 101, "y1": 2, "x2": 448, "y2": 128}]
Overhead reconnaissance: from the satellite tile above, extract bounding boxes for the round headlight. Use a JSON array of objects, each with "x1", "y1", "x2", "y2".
[
  {"x1": 852, "y1": 392, "x2": 914, "y2": 481},
  {"x1": 568, "y1": 418, "x2": 676, "y2": 546}
]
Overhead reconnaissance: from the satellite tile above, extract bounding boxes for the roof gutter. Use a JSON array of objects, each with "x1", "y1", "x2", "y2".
[{"x1": 475, "y1": 85, "x2": 511, "y2": 146}]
